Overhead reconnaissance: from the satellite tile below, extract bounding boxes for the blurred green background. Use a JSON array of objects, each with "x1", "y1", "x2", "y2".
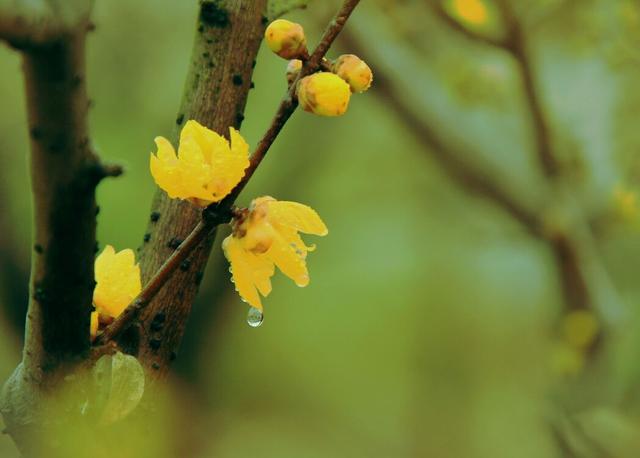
[{"x1": 2, "y1": 0, "x2": 640, "y2": 456}]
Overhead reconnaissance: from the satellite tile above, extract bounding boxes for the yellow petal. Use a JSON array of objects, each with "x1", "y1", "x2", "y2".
[
  {"x1": 150, "y1": 122, "x2": 249, "y2": 205},
  {"x1": 266, "y1": 230, "x2": 309, "y2": 287},
  {"x1": 93, "y1": 245, "x2": 142, "y2": 318},
  {"x1": 180, "y1": 120, "x2": 228, "y2": 165},
  {"x1": 90, "y1": 311, "x2": 99, "y2": 339},
  {"x1": 266, "y1": 200, "x2": 328, "y2": 235},
  {"x1": 223, "y1": 235, "x2": 275, "y2": 310},
  {"x1": 206, "y1": 127, "x2": 249, "y2": 201}
]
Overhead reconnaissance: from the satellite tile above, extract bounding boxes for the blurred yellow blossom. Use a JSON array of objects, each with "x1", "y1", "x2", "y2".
[
  {"x1": 222, "y1": 196, "x2": 328, "y2": 310},
  {"x1": 448, "y1": 0, "x2": 488, "y2": 26},
  {"x1": 551, "y1": 341, "x2": 585, "y2": 377},
  {"x1": 563, "y1": 310, "x2": 599, "y2": 350},
  {"x1": 93, "y1": 245, "x2": 141, "y2": 322},
  {"x1": 551, "y1": 310, "x2": 599, "y2": 377},
  {"x1": 613, "y1": 184, "x2": 638, "y2": 222},
  {"x1": 150, "y1": 120, "x2": 249, "y2": 206}
]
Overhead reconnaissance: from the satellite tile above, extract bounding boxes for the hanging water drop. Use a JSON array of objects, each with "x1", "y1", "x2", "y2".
[{"x1": 247, "y1": 307, "x2": 264, "y2": 328}]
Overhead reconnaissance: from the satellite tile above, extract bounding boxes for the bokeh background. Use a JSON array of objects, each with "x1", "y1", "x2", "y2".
[{"x1": 2, "y1": 0, "x2": 640, "y2": 456}]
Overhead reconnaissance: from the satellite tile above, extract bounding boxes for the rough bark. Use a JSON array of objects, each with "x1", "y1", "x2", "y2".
[
  {"x1": 127, "y1": 0, "x2": 268, "y2": 377},
  {"x1": 0, "y1": 27, "x2": 114, "y2": 454}
]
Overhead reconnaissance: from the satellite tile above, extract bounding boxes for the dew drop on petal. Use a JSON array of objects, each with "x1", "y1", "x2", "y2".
[{"x1": 247, "y1": 306, "x2": 264, "y2": 328}]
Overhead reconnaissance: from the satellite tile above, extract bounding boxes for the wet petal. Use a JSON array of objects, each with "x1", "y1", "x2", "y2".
[
  {"x1": 267, "y1": 200, "x2": 328, "y2": 235},
  {"x1": 223, "y1": 236, "x2": 273, "y2": 309},
  {"x1": 180, "y1": 120, "x2": 228, "y2": 165},
  {"x1": 266, "y1": 231, "x2": 309, "y2": 287},
  {"x1": 94, "y1": 245, "x2": 142, "y2": 318}
]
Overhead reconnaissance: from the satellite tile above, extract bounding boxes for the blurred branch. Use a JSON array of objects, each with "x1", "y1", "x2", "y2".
[
  {"x1": 430, "y1": 0, "x2": 559, "y2": 177},
  {"x1": 0, "y1": 3, "x2": 124, "y2": 452},
  {"x1": 0, "y1": 159, "x2": 29, "y2": 336},
  {"x1": 372, "y1": 69, "x2": 541, "y2": 234},
  {"x1": 428, "y1": 0, "x2": 605, "y2": 318},
  {"x1": 496, "y1": 0, "x2": 560, "y2": 178},
  {"x1": 96, "y1": 0, "x2": 359, "y2": 364},
  {"x1": 0, "y1": 0, "x2": 94, "y2": 48}
]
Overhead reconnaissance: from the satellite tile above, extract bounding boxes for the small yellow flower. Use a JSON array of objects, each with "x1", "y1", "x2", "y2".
[
  {"x1": 613, "y1": 184, "x2": 638, "y2": 222},
  {"x1": 333, "y1": 54, "x2": 373, "y2": 93},
  {"x1": 563, "y1": 310, "x2": 599, "y2": 350},
  {"x1": 297, "y1": 72, "x2": 351, "y2": 117},
  {"x1": 448, "y1": 0, "x2": 488, "y2": 25},
  {"x1": 222, "y1": 196, "x2": 328, "y2": 310},
  {"x1": 93, "y1": 245, "x2": 141, "y2": 319},
  {"x1": 265, "y1": 19, "x2": 307, "y2": 59},
  {"x1": 90, "y1": 311, "x2": 99, "y2": 339},
  {"x1": 150, "y1": 120, "x2": 250, "y2": 207}
]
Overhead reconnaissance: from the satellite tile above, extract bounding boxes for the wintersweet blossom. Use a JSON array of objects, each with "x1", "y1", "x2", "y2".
[
  {"x1": 91, "y1": 245, "x2": 141, "y2": 338},
  {"x1": 450, "y1": 0, "x2": 488, "y2": 26},
  {"x1": 150, "y1": 120, "x2": 250, "y2": 206},
  {"x1": 222, "y1": 196, "x2": 328, "y2": 310},
  {"x1": 297, "y1": 72, "x2": 351, "y2": 117}
]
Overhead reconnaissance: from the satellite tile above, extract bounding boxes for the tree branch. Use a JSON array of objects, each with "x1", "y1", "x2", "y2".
[
  {"x1": 0, "y1": 14, "x2": 120, "y2": 452},
  {"x1": 0, "y1": 1, "x2": 93, "y2": 49},
  {"x1": 99, "y1": 0, "x2": 362, "y2": 366}
]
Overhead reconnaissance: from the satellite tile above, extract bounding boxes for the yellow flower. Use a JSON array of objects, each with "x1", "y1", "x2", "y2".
[
  {"x1": 150, "y1": 120, "x2": 250, "y2": 206},
  {"x1": 613, "y1": 184, "x2": 638, "y2": 222},
  {"x1": 562, "y1": 310, "x2": 599, "y2": 350},
  {"x1": 297, "y1": 72, "x2": 351, "y2": 117},
  {"x1": 90, "y1": 311, "x2": 99, "y2": 340},
  {"x1": 222, "y1": 196, "x2": 328, "y2": 310},
  {"x1": 265, "y1": 19, "x2": 307, "y2": 59},
  {"x1": 93, "y1": 245, "x2": 141, "y2": 319},
  {"x1": 448, "y1": 0, "x2": 488, "y2": 25},
  {"x1": 333, "y1": 54, "x2": 373, "y2": 93}
]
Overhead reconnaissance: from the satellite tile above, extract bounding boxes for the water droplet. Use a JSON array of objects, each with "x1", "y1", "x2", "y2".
[{"x1": 247, "y1": 307, "x2": 263, "y2": 328}]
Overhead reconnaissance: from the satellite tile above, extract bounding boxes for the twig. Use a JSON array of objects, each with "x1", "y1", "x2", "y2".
[
  {"x1": 496, "y1": 0, "x2": 559, "y2": 178},
  {"x1": 221, "y1": 0, "x2": 362, "y2": 203},
  {"x1": 98, "y1": 0, "x2": 362, "y2": 346},
  {"x1": 337, "y1": 24, "x2": 541, "y2": 234}
]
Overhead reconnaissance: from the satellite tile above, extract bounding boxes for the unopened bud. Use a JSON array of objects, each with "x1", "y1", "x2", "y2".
[
  {"x1": 332, "y1": 54, "x2": 373, "y2": 93},
  {"x1": 296, "y1": 72, "x2": 351, "y2": 117},
  {"x1": 265, "y1": 19, "x2": 307, "y2": 59},
  {"x1": 286, "y1": 59, "x2": 303, "y2": 85}
]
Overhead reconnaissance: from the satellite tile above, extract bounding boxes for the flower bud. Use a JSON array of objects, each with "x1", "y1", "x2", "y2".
[
  {"x1": 265, "y1": 19, "x2": 307, "y2": 59},
  {"x1": 297, "y1": 72, "x2": 351, "y2": 117},
  {"x1": 332, "y1": 54, "x2": 373, "y2": 93},
  {"x1": 286, "y1": 59, "x2": 303, "y2": 85}
]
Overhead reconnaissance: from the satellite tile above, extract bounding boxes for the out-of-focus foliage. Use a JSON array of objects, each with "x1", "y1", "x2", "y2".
[{"x1": 2, "y1": 0, "x2": 640, "y2": 457}]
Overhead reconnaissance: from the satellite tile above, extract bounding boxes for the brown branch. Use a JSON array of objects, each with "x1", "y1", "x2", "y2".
[
  {"x1": 95, "y1": 221, "x2": 212, "y2": 345},
  {"x1": 497, "y1": 1, "x2": 559, "y2": 178},
  {"x1": 99, "y1": 0, "x2": 362, "y2": 357},
  {"x1": 0, "y1": 2, "x2": 93, "y2": 49},
  {"x1": 0, "y1": 15, "x2": 122, "y2": 455}
]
